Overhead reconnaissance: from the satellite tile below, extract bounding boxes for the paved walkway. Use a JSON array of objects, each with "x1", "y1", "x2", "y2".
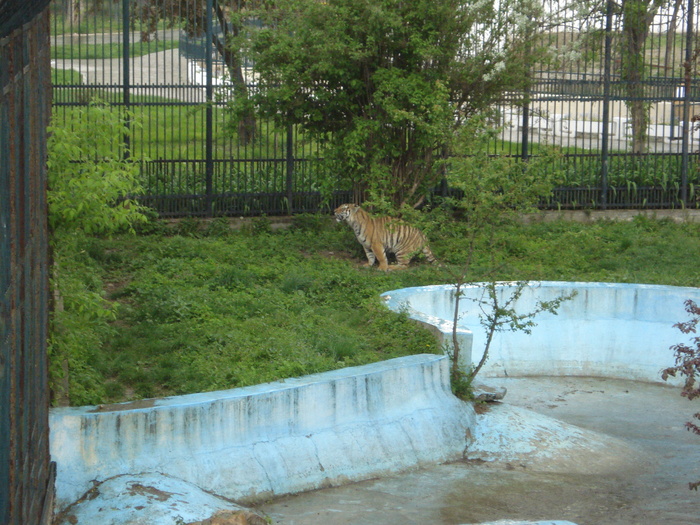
[{"x1": 51, "y1": 49, "x2": 205, "y2": 102}]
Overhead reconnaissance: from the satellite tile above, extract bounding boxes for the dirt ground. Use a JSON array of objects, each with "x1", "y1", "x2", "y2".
[{"x1": 254, "y1": 377, "x2": 700, "y2": 525}]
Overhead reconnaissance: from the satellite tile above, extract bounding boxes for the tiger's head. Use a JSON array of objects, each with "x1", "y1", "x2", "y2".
[{"x1": 334, "y1": 203, "x2": 359, "y2": 223}]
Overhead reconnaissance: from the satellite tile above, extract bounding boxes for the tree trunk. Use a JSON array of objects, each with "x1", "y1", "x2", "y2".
[
  {"x1": 68, "y1": 0, "x2": 82, "y2": 31},
  {"x1": 628, "y1": 98, "x2": 648, "y2": 154},
  {"x1": 664, "y1": 0, "x2": 683, "y2": 72},
  {"x1": 214, "y1": 1, "x2": 257, "y2": 145},
  {"x1": 621, "y1": 0, "x2": 665, "y2": 154},
  {"x1": 622, "y1": 2, "x2": 650, "y2": 154}
]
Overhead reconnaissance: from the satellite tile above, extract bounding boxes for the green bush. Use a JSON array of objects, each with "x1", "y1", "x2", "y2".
[{"x1": 47, "y1": 101, "x2": 149, "y2": 406}]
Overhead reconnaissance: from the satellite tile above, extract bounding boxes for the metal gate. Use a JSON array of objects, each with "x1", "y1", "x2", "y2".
[{"x1": 0, "y1": 2, "x2": 54, "y2": 524}]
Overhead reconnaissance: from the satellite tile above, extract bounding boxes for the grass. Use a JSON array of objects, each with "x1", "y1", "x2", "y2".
[
  {"x1": 60, "y1": 213, "x2": 700, "y2": 406},
  {"x1": 76, "y1": 217, "x2": 443, "y2": 403},
  {"x1": 52, "y1": 68, "x2": 83, "y2": 86},
  {"x1": 51, "y1": 12, "x2": 175, "y2": 36},
  {"x1": 52, "y1": 41, "x2": 179, "y2": 60}
]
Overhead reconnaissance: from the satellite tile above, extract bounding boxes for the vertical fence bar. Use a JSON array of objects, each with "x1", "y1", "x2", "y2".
[
  {"x1": 286, "y1": 123, "x2": 294, "y2": 213},
  {"x1": 681, "y1": 0, "x2": 694, "y2": 206},
  {"x1": 205, "y1": 0, "x2": 215, "y2": 216},
  {"x1": 122, "y1": 0, "x2": 131, "y2": 158},
  {"x1": 600, "y1": 0, "x2": 614, "y2": 210},
  {"x1": 521, "y1": 91, "x2": 530, "y2": 161},
  {"x1": 520, "y1": 37, "x2": 532, "y2": 162}
]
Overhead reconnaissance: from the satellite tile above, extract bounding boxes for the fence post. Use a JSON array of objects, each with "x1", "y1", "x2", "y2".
[
  {"x1": 521, "y1": 38, "x2": 533, "y2": 161},
  {"x1": 286, "y1": 123, "x2": 294, "y2": 214},
  {"x1": 122, "y1": 0, "x2": 131, "y2": 159},
  {"x1": 521, "y1": 94, "x2": 530, "y2": 161},
  {"x1": 205, "y1": 0, "x2": 215, "y2": 216},
  {"x1": 600, "y1": 0, "x2": 614, "y2": 210},
  {"x1": 680, "y1": 0, "x2": 694, "y2": 207}
]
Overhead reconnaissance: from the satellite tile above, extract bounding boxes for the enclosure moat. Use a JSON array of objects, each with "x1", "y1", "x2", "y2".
[
  {"x1": 257, "y1": 375, "x2": 700, "y2": 525},
  {"x1": 52, "y1": 282, "x2": 700, "y2": 524}
]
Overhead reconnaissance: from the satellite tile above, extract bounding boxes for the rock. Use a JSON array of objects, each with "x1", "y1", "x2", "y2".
[
  {"x1": 465, "y1": 403, "x2": 644, "y2": 474},
  {"x1": 53, "y1": 473, "x2": 267, "y2": 525},
  {"x1": 191, "y1": 509, "x2": 268, "y2": 525},
  {"x1": 471, "y1": 381, "x2": 507, "y2": 402}
]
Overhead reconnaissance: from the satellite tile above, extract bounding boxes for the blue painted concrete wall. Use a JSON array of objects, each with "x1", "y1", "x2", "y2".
[
  {"x1": 382, "y1": 282, "x2": 700, "y2": 383},
  {"x1": 50, "y1": 354, "x2": 475, "y2": 512}
]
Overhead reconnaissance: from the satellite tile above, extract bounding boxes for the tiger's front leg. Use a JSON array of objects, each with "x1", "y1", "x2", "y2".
[
  {"x1": 362, "y1": 245, "x2": 377, "y2": 267},
  {"x1": 370, "y1": 241, "x2": 390, "y2": 271}
]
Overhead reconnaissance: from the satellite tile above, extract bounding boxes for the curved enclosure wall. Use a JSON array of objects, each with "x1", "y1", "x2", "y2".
[
  {"x1": 49, "y1": 354, "x2": 475, "y2": 512},
  {"x1": 382, "y1": 282, "x2": 700, "y2": 384}
]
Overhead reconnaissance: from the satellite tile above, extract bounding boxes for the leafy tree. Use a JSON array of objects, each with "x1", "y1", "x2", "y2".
[
  {"x1": 135, "y1": 0, "x2": 258, "y2": 143},
  {"x1": 538, "y1": 0, "x2": 673, "y2": 154},
  {"x1": 47, "y1": 104, "x2": 147, "y2": 236},
  {"x1": 235, "y1": 0, "x2": 543, "y2": 208}
]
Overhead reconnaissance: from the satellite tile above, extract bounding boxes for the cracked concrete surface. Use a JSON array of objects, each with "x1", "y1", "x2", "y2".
[{"x1": 255, "y1": 377, "x2": 700, "y2": 525}]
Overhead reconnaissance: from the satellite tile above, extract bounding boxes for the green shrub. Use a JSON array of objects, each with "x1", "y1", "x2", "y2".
[{"x1": 47, "y1": 101, "x2": 148, "y2": 406}]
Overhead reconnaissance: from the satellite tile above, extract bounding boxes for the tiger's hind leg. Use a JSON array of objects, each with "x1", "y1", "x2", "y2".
[
  {"x1": 392, "y1": 244, "x2": 436, "y2": 270},
  {"x1": 393, "y1": 252, "x2": 411, "y2": 269}
]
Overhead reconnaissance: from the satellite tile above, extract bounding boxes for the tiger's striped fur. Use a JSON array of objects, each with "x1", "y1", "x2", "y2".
[{"x1": 334, "y1": 203, "x2": 437, "y2": 271}]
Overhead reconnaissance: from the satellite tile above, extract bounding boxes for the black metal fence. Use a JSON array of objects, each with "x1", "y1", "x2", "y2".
[
  {"x1": 50, "y1": 0, "x2": 700, "y2": 215},
  {"x1": 0, "y1": 2, "x2": 54, "y2": 524}
]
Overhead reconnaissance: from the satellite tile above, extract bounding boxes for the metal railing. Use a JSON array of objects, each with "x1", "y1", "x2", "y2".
[{"x1": 49, "y1": 0, "x2": 700, "y2": 215}]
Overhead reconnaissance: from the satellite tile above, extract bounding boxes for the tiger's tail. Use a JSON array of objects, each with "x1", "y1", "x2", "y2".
[{"x1": 423, "y1": 245, "x2": 438, "y2": 265}]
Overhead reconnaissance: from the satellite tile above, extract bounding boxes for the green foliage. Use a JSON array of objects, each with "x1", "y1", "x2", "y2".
[
  {"x1": 432, "y1": 117, "x2": 561, "y2": 272},
  {"x1": 47, "y1": 102, "x2": 149, "y2": 406},
  {"x1": 447, "y1": 117, "x2": 561, "y2": 225},
  {"x1": 47, "y1": 101, "x2": 148, "y2": 236},
  {"x1": 449, "y1": 365, "x2": 474, "y2": 400},
  {"x1": 238, "y1": 0, "x2": 542, "y2": 207},
  {"x1": 49, "y1": 241, "x2": 118, "y2": 406},
  {"x1": 556, "y1": 151, "x2": 697, "y2": 190}
]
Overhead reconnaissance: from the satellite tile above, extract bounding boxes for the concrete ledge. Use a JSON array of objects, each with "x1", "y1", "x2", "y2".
[
  {"x1": 50, "y1": 354, "x2": 475, "y2": 512},
  {"x1": 522, "y1": 208, "x2": 700, "y2": 224},
  {"x1": 381, "y1": 282, "x2": 700, "y2": 384}
]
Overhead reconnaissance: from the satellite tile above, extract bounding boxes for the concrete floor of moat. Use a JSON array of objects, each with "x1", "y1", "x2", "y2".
[{"x1": 255, "y1": 376, "x2": 700, "y2": 525}]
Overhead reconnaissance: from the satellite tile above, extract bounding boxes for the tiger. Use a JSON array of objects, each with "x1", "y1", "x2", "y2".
[{"x1": 334, "y1": 203, "x2": 437, "y2": 271}]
